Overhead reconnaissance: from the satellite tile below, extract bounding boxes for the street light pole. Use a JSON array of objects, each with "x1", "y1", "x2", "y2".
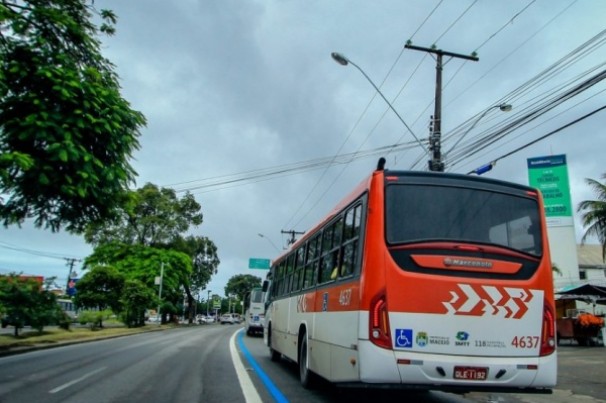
[
  {"x1": 258, "y1": 233, "x2": 281, "y2": 252},
  {"x1": 331, "y1": 52, "x2": 428, "y2": 155},
  {"x1": 445, "y1": 103, "x2": 513, "y2": 159},
  {"x1": 156, "y1": 262, "x2": 164, "y2": 322},
  {"x1": 206, "y1": 289, "x2": 212, "y2": 317}
]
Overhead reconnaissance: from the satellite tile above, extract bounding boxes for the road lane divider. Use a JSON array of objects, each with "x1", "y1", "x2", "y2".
[
  {"x1": 49, "y1": 366, "x2": 107, "y2": 394},
  {"x1": 231, "y1": 328, "x2": 288, "y2": 403},
  {"x1": 230, "y1": 329, "x2": 263, "y2": 403}
]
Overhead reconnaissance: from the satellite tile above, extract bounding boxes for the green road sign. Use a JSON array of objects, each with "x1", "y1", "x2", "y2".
[{"x1": 249, "y1": 258, "x2": 270, "y2": 269}]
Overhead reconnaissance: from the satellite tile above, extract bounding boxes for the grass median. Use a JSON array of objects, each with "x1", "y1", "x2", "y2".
[{"x1": 0, "y1": 322, "x2": 174, "y2": 351}]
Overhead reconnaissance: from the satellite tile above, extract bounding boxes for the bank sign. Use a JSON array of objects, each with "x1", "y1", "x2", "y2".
[{"x1": 527, "y1": 154, "x2": 573, "y2": 227}]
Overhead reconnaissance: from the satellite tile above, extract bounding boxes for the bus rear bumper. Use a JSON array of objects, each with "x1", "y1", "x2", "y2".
[{"x1": 357, "y1": 341, "x2": 557, "y2": 391}]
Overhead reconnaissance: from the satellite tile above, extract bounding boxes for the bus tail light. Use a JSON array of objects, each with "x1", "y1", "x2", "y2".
[
  {"x1": 540, "y1": 302, "x2": 556, "y2": 356},
  {"x1": 369, "y1": 292, "x2": 392, "y2": 349}
]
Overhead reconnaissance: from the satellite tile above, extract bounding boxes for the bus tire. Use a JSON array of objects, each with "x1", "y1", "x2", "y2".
[
  {"x1": 299, "y1": 332, "x2": 316, "y2": 389},
  {"x1": 268, "y1": 325, "x2": 280, "y2": 361}
]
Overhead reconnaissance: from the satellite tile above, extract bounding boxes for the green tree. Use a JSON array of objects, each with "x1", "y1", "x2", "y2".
[
  {"x1": 0, "y1": 1, "x2": 146, "y2": 232},
  {"x1": 84, "y1": 242, "x2": 192, "y2": 323},
  {"x1": 28, "y1": 289, "x2": 63, "y2": 333},
  {"x1": 171, "y1": 235, "x2": 219, "y2": 323},
  {"x1": 121, "y1": 279, "x2": 157, "y2": 328},
  {"x1": 84, "y1": 183, "x2": 217, "y2": 323},
  {"x1": 224, "y1": 274, "x2": 262, "y2": 306},
  {"x1": 84, "y1": 183, "x2": 203, "y2": 246},
  {"x1": 73, "y1": 265, "x2": 125, "y2": 327},
  {"x1": 577, "y1": 173, "x2": 606, "y2": 261},
  {"x1": 0, "y1": 274, "x2": 59, "y2": 336}
]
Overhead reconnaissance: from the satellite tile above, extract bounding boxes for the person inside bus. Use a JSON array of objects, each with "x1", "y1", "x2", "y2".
[{"x1": 330, "y1": 249, "x2": 344, "y2": 280}]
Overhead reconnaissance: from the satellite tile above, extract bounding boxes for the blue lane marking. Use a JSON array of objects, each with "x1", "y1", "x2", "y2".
[{"x1": 237, "y1": 329, "x2": 289, "y2": 403}]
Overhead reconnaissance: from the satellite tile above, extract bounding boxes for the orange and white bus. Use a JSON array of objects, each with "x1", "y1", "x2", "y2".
[{"x1": 263, "y1": 159, "x2": 556, "y2": 393}]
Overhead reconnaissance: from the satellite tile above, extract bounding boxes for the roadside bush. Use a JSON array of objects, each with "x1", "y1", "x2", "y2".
[
  {"x1": 57, "y1": 312, "x2": 71, "y2": 331},
  {"x1": 78, "y1": 309, "x2": 113, "y2": 330}
]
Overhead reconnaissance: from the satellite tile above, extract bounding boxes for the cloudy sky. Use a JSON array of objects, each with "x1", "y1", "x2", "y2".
[{"x1": 1, "y1": 0, "x2": 605, "y2": 297}]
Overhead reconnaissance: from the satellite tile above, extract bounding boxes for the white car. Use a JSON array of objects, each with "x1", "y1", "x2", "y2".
[
  {"x1": 200, "y1": 316, "x2": 215, "y2": 324},
  {"x1": 220, "y1": 314, "x2": 236, "y2": 324}
]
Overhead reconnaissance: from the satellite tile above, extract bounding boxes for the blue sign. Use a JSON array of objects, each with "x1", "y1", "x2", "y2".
[
  {"x1": 66, "y1": 278, "x2": 79, "y2": 296},
  {"x1": 395, "y1": 329, "x2": 413, "y2": 348}
]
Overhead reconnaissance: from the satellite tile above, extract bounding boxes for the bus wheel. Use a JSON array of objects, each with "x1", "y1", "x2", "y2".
[
  {"x1": 299, "y1": 333, "x2": 316, "y2": 389},
  {"x1": 268, "y1": 326, "x2": 280, "y2": 361}
]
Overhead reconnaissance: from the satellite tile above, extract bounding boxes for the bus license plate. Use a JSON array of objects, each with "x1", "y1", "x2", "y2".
[{"x1": 454, "y1": 366, "x2": 488, "y2": 380}]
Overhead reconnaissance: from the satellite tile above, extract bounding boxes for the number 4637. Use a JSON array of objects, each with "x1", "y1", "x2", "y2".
[{"x1": 511, "y1": 336, "x2": 539, "y2": 349}]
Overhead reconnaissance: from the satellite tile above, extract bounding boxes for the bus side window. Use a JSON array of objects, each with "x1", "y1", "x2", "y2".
[
  {"x1": 285, "y1": 254, "x2": 295, "y2": 294},
  {"x1": 319, "y1": 252, "x2": 335, "y2": 284},
  {"x1": 303, "y1": 235, "x2": 320, "y2": 289},
  {"x1": 294, "y1": 245, "x2": 306, "y2": 292},
  {"x1": 339, "y1": 203, "x2": 361, "y2": 278},
  {"x1": 340, "y1": 241, "x2": 357, "y2": 277},
  {"x1": 277, "y1": 260, "x2": 286, "y2": 295},
  {"x1": 330, "y1": 248, "x2": 344, "y2": 280}
]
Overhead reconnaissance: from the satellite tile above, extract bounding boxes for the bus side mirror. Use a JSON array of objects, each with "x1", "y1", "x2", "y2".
[{"x1": 262, "y1": 280, "x2": 269, "y2": 292}]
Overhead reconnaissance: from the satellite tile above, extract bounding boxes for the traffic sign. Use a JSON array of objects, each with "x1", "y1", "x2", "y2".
[{"x1": 249, "y1": 258, "x2": 270, "y2": 269}]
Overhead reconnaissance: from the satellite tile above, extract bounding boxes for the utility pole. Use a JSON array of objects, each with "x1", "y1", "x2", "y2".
[
  {"x1": 281, "y1": 229, "x2": 305, "y2": 246},
  {"x1": 156, "y1": 262, "x2": 164, "y2": 321},
  {"x1": 405, "y1": 43, "x2": 479, "y2": 172},
  {"x1": 64, "y1": 257, "x2": 82, "y2": 295}
]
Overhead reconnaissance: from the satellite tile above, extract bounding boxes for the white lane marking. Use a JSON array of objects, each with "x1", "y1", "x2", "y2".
[
  {"x1": 49, "y1": 366, "x2": 107, "y2": 394},
  {"x1": 230, "y1": 329, "x2": 262, "y2": 403}
]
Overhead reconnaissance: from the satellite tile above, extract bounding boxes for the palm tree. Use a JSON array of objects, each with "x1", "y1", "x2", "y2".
[{"x1": 577, "y1": 173, "x2": 606, "y2": 262}]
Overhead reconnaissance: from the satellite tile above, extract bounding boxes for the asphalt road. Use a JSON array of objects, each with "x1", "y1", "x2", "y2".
[
  {"x1": 239, "y1": 331, "x2": 606, "y2": 403},
  {"x1": 0, "y1": 325, "x2": 244, "y2": 403},
  {"x1": 1, "y1": 325, "x2": 604, "y2": 403}
]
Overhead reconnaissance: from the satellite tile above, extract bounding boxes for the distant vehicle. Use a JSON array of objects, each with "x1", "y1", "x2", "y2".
[
  {"x1": 220, "y1": 313, "x2": 236, "y2": 324},
  {"x1": 198, "y1": 315, "x2": 215, "y2": 324},
  {"x1": 244, "y1": 287, "x2": 265, "y2": 336}
]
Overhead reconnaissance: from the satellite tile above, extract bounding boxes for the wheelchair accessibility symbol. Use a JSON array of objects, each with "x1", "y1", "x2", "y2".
[{"x1": 395, "y1": 329, "x2": 413, "y2": 348}]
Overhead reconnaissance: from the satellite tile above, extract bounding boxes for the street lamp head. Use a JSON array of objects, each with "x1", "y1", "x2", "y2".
[
  {"x1": 498, "y1": 103, "x2": 513, "y2": 112},
  {"x1": 331, "y1": 52, "x2": 349, "y2": 66}
]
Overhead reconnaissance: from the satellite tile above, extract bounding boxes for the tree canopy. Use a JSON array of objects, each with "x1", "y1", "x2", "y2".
[
  {"x1": 73, "y1": 265, "x2": 125, "y2": 312},
  {"x1": 0, "y1": 0, "x2": 146, "y2": 232},
  {"x1": 577, "y1": 173, "x2": 606, "y2": 261},
  {"x1": 84, "y1": 183, "x2": 203, "y2": 246},
  {"x1": 225, "y1": 274, "x2": 262, "y2": 301},
  {"x1": 83, "y1": 183, "x2": 218, "y2": 323},
  {"x1": 0, "y1": 274, "x2": 61, "y2": 336},
  {"x1": 84, "y1": 242, "x2": 192, "y2": 308}
]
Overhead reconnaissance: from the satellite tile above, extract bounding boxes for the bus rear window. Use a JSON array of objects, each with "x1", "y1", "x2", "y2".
[{"x1": 385, "y1": 184, "x2": 542, "y2": 256}]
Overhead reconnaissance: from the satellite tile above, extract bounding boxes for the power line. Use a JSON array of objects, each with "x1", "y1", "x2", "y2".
[
  {"x1": 438, "y1": 0, "x2": 580, "y2": 118},
  {"x1": 0, "y1": 240, "x2": 82, "y2": 261},
  {"x1": 457, "y1": 87, "x2": 606, "y2": 172},
  {"x1": 448, "y1": 67, "x2": 606, "y2": 167},
  {"x1": 170, "y1": 141, "x2": 418, "y2": 195},
  {"x1": 392, "y1": 2, "x2": 540, "y2": 170},
  {"x1": 467, "y1": 104, "x2": 606, "y2": 175},
  {"x1": 472, "y1": 0, "x2": 537, "y2": 54}
]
